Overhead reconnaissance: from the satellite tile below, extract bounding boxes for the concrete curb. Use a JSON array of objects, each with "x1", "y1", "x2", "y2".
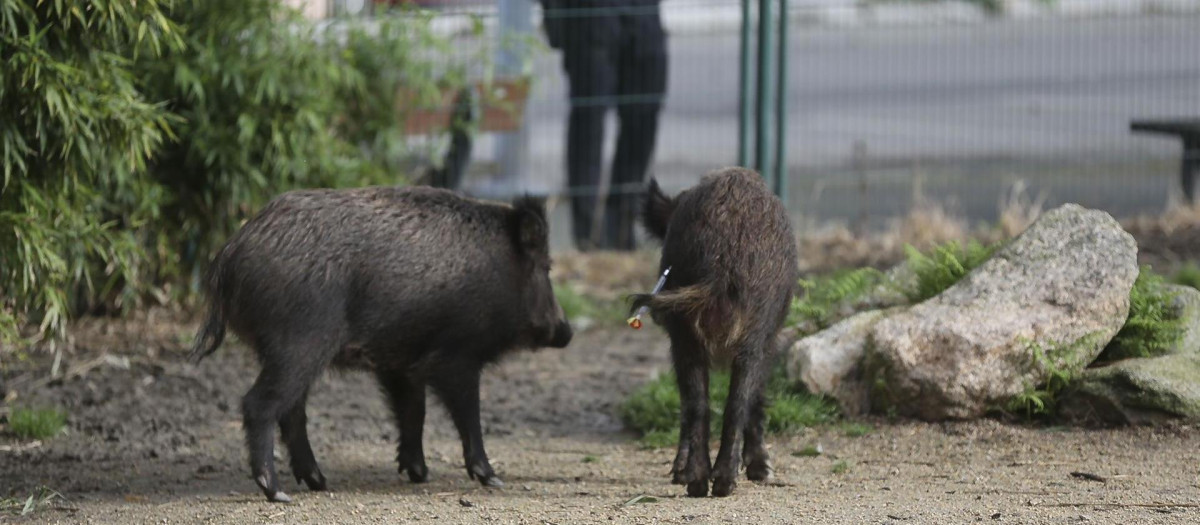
[
  {"x1": 658, "y1": 0, "x2": 1200, "y2": 35},
  {"x1": 406, "y1": 0, "x2": 1200, "y2": 40}
]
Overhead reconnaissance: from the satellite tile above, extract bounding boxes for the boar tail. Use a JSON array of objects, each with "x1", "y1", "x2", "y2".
[
  {"x1": 628, "y1": 283, "x2": 714, "y2": 319},
  {"x1": 642, "y1": 178, "x2": 675, "y2": 241},
  {"x1": 188, "y1": 253, "x2": 229, "y2": 364}
]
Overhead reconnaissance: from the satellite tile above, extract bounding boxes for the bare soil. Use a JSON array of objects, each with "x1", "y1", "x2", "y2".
[{"x1": 2, "y1": 309, "x2": 1199, "y2": 525}]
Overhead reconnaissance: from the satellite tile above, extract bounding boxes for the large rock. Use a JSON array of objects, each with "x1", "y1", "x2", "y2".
[
  {"x1": 1060, "y1": 284, "x2": 1200, "y2": 425},
  {"x1": 787, "y1": 308, "x2": 901, "y2": 416},
  {"x1": 868, "y1": 204, "x2": 1139, "y2": 420}
]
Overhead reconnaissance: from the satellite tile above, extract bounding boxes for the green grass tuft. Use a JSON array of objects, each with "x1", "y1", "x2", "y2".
[
  {"x1": 792, "y1": 445, "x2": 823, "y2": 457},
  {"x1": 831, "y1": 460, "x2": 851, "y2": 474},
  {"x1": 7, "y1": 407, "x2": 67, "y2": 441},
  {"x1": 840, "y1": 422, "x2": 873, "y2": 437},
  {"x1": 904, "y1": 240, "x2": 998, "y2": 303},
  {"x1": 621, "y1": 366, "x2": 839, "y2": 448},
  {"x1": 581, "y1": 455, "x2": 599, "y2": 463},
  {"x1": 1098, "y1": 266, "x2": 1186, "y2": 362}
]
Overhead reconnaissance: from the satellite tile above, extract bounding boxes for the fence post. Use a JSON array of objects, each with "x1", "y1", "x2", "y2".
[
  {"x1": 738, "y1": 0, "x2": 754, "y2": 167},
  {"x1": 495, "y1": 0, "x2": 533, "y2": 195},
  {"x1": 773, "y1": 0, "x2": 788, "y2": 200},
  {"x1": 755, "y1": 0, "x2": 774, "y2": 190}
]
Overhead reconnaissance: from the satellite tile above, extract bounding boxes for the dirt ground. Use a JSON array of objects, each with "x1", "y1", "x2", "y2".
[{"x1": 2, "y1": 309, "x2": 1199, "y2": 525}]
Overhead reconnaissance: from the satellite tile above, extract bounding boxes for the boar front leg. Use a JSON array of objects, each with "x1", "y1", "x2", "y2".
[{"x1": 433, "y1": 369, "x2": 502, "y2": 487}]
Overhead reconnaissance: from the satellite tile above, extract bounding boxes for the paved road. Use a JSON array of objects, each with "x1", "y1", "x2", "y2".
[{"x1": 464, "y1": 14, "x2": 1200, "y2": 243}]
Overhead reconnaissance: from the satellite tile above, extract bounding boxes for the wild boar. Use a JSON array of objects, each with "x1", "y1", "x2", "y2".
[
  {"x1": 190, "y1": 185, "x2": 573, "y2": 502},
  {"x1": 632, "y1": 167, "x2": 798, "y2": 497}
]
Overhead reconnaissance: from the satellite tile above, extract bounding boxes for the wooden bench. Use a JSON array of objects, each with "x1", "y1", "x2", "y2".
[
  {"x1": 397, "y1": 77, "x2": 531, "y2": 189},
  {"x1": 1130, "y1": 119, "x2": 1200, "y2": 203}
]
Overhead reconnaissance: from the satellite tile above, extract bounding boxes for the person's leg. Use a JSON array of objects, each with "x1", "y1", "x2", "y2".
[
  {"x1": 609, "y1": 10, "x2": 668, "y2": 250},
  {"x1": 563, "y1": 15, "x2": 620, "y2": 250}
]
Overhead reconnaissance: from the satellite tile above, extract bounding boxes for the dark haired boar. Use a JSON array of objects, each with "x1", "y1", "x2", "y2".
[
  {"x1": 631, "y1": 167, "x2": 798, "y2": 497},
  {"x1": 190, "y1": 185, "x2": 573, "y2": 502}
]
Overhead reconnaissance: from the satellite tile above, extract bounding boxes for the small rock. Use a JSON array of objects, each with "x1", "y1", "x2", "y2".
[{"x1": 458, "y1": 498, "x2": 474, "y2": 508}]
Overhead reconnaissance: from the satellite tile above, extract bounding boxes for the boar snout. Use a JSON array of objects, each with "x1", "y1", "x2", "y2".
[{"x1": 548, "y1": 319, "x2": 573, "y2": 348}]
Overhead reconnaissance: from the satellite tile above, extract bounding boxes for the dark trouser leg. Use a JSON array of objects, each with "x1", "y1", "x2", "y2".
[
  {"x1": 608, "y1": 12, "x2": 668, "y2": 250},
  {"x1": 1182, "y1": 139, "x2": 1198, "y2": 204},
  {"x1": 565, "y1": 44, "x2": 618, "y2": 250}
]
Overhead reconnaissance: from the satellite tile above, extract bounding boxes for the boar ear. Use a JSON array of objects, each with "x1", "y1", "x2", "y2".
[
  {"x1": 511, "y1": 195, "x2": 548, "y2": 253},
  {"x1": 642, "y1": 178, "x2": 675, "y2": 241}
]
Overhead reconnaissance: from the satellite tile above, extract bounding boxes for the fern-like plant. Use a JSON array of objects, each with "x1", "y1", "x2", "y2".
[
  {"x1": 903, "y1": 240, "x2": 998, "y2": 303},
  {"x1": 1097, "y1": 266, "x2": 1185, "y2": 362},
  {"x1": 788, "y1": 268, "x2": 886, "y2": 330}
]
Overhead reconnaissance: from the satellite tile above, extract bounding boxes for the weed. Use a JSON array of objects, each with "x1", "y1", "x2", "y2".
[
  {"x1": 581, "y1": 455, "x2": 599, "y2": 464},
  {"x1": 1099, "y1": 266, "x2": 1185, "y2": 362},
  {"x1": 0, "y1": 486, "x2": 66, "y2": 516},
  {"x1": 903, "y1": 240, "x2": 998, "y2": 303},
  {"x1": 831, "y1": 460, "x2": 851, "y2": 474},
  {"x1": 1002, "y1": 334, "x2": 1100, "y2": 419},
  {"x1": 7, "y1": 407, "x2": 67, "y2": 440},
  {"x1": 789, "y1": 268, "x2": 887, "y2": 330}
]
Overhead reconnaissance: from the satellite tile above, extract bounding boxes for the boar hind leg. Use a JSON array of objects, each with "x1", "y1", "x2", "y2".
[
  {"x1": 432, "y1": 370, "x2": 501, "y2": 487},
  {"x1": 279, "y1": 391, "x2": 327, "y2": 491},
  {"x1": 379, "y1": 370, "x2": 429, "y2": 483},
  {"x1": 667, "y1": 323, "x2": 711, "y2": 498},
  {"x1": 243, "y1": 345, "x2": 328, "y2": 502},
  {"x1": 742, "y1": 391, "x2": 772, "y2": 482},
  {"x1": 711, "y1": 334, "x2": 771, "y2": 498}
]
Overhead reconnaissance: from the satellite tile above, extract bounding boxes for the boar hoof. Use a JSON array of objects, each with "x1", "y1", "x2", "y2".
[
  {"x1": 481, "y1": 475, "x2": 504, "y2": 488},
  {"x1": 297, "y1": 470, "x2": 327, "y2": 491},
  {"x1": 468, "y1": 465, "x2": 503, "y2": 487},
  {"x1": 745, "y1": 461, "x2": 773, "y2": 482},
  {"x1": 402, "y1": 463, "x2": 429, "y2": 483},
  {"x1": 256, "y1": 474, "x2": 291, "y2": 503},
  {"x1": 710, "y1": 476, "x2": 735, "y2": 498},
  {"x1": 685, "y1": 479, "x2": 709, "y2": 498}
]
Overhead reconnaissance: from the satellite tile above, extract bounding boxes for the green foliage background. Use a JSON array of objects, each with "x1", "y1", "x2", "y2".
[{"x1": 1, "y1": 0, "x2": 477, "y2": 347}]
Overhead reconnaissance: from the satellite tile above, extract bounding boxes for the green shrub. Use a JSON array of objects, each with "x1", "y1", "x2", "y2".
[
  {"x1": 620, "y1": 366, "x2": 838, "y2": 448},
  {"x1": 903, "y1": 240, "x2": 998, "y2": 303},
  {"x1": 1098, "y1": 266, "x2": 1185, "y2": 362},
  {"x1": 1, "y1": 0, "x2": 481, "y2": 347},
  {"x1": 7, "y1": 407, "x2": 67, "y2": 440},
  {"x1": 1, "y1": 0, "x2": 182, "y2": 340},
  {"x1": 137, "y1": 0, "x2": 409, "y2": 290}
]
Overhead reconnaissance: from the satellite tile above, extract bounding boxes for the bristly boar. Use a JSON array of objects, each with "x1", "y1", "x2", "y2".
[
  {"x1": 189, "y1": 185, "x2": 573, "y2": 502},
  {"x1": 630, "y1": 167, "x2": 798, "y2": 497}
]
